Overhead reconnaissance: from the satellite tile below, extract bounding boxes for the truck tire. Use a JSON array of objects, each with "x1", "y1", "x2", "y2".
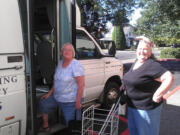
[{"x1": 103, "y1": 82, "x2": 120, "y2": 109}]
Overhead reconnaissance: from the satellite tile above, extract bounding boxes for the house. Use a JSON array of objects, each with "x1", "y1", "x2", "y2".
[{"x1": 123, "y1": 23, "x2": 136, "y2": 47}]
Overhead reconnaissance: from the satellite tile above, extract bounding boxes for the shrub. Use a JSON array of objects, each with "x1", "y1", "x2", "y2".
[
  {"x1": 160, "y1": 48, "x2": 180, "y2": 58},
  {"x1": 130, "y1": 45, "x2": 137, "y2": 51},
  {"x1": 112, "y1": 26, "x2": 126, "y2": 50}
]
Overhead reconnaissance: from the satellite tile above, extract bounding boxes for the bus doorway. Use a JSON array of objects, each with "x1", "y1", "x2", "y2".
[{"x1": 20, "y1": 0, "x2": 72, "y2": 134}]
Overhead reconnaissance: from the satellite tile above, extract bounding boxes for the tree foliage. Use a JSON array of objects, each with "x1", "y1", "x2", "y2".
[
  {"x1": 76, "y1": 0, "x2": 109, "y2": 38},
  {"x1": 112, "y1": 26, "x2": 126, "y2": 50},
  {"x1": 135, "y1": 0, "x2": 180, "y2": 46},
  {"x1": 160, "y1": 48, "x2": 180, "y2": 58},
  {"x1": 76, "y1": 0, "x2": 138, "y2": 39}
]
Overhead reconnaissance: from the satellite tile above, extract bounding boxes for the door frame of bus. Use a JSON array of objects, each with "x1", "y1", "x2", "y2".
[
  {"x1": 26, "y1": 0, "x2": 77, "y2": 134},
  {"x1": 71, "y1": 0, "x2": 76, "y2": 48},
  {"x1": 27, "y1": 0, "x2": 37, "y2": 135}
]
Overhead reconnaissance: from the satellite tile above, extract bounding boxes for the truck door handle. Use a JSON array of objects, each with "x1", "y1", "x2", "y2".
[
  {"x1": 105, "y1": 61, "x2": 110, "y2": 64},
  {"x1": 0, "y1": 65, "x2": 23, "y2": 71}
]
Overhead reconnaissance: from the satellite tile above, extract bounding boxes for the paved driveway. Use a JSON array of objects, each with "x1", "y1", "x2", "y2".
[{"x1": 159, "y1": 60, "x2": 180, "y2": 135}]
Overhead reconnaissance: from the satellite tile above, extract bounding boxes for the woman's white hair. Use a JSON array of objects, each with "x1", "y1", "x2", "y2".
[
  {"x1": 136, "y1": 35, "x2": 155, "y2": 48},
  {"x1": 136, "y1": 36, "x2": 156, "y2": 59},
  {"x1": 61, "y1": 43, "x2": 75, "y2": 58},
  {"x1": 136, "y1": 36, "x2": 153, "y2": 58},
  {"x1": 136, "y1": 36, "x2": 151, "y2": 44}
]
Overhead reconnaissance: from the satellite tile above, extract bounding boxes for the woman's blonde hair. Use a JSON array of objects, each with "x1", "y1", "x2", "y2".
[
  {"x1": 61, "y1": 43, "x2": 75, "y2": 58},
  {"x1": 136, "y1": 36, "x2": 153, "y2": 47},
  {"x1": 136, "y1": 36, "x2": 156, "y2": 59}
]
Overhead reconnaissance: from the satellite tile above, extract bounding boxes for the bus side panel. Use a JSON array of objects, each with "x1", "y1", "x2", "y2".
[
  {"x1": 0, "y1": 0, "x2": 24, "y2": 54},
  {"x1": 0, "y1": 54, "x2": 26, "y2": 135},
  {"x1": 0, "y1": 93, "x2": 26, "y2": 135}
]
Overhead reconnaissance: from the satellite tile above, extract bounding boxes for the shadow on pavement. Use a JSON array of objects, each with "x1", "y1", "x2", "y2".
[{"x1": 160, "y1": 102, "x2": 180, "y2": 135}]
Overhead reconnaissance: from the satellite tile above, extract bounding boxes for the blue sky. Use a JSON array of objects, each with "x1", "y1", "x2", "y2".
[{"x1": 129, "y1": 8, "x2": 142, "y2": 26}]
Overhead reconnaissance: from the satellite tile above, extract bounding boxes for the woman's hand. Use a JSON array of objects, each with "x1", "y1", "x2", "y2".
[
  {"x1": 152, "y1": 94, "x2": 163, "y2": 103},
  {"x1": 153, "y1": 71, "x2": 174, "y2": 103},
  {"x1": 120, "y1": 84, "x2": 125, "y2": 91},
  {"x1": 41, "y1": 87, "x2": 54, "y2": 100},
  {"x1": 75, "y1": 100, "x2": 82, "y2": 110},
  {"x1": 41, "y1": 93, "x2": 51, "y2": 99}
]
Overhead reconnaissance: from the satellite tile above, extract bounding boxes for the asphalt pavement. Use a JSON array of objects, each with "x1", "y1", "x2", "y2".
[{"x1": 159, "y1": 59, "x2": 180, "y2": 135}]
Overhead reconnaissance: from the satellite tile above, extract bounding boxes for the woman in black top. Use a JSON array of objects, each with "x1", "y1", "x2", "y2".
[{"x1": 123, "y1": 36, "x2": 174, "y2": 135}]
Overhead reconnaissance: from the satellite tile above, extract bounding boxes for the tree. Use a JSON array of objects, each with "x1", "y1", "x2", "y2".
[
  {"x1": 76, "y1": 0, "x2": 139, "y2": 40},
  {"x1": 76, "y1": 0, "x2": 109, "y2": 38},
  {"x1": 135, "y1": 0, "x2": 180, "y2": 46},
  {"x1": 112, "y1": 26, "x2": 126, "y2": 50}
]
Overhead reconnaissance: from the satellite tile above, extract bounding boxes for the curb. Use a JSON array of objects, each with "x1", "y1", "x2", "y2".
[{"x1": 158, "y1": 58, "x2": 180, "y2": 61}]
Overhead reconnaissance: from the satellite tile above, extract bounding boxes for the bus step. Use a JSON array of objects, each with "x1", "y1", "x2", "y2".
[{"x1": 37, "y1": 123, "x2": 66, "y2": 135}]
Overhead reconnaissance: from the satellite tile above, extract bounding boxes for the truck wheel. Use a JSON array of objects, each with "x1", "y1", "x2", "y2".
[{"x1": 103, "y1": 82, "x2": 120, "y2": 109}]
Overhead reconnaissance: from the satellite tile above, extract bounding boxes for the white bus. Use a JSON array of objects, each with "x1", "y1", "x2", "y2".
[{"x1": 0, "y1": 0, "x2": 123, "y2": 135}]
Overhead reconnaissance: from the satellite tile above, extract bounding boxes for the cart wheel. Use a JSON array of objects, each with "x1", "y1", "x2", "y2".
[{"x1": 103, "y1": 82, "x2": 120, "y2": 109}]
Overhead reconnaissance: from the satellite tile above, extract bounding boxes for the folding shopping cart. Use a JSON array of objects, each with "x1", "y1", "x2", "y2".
[{"x1": 82, "y1": 98, "x2": 121, "y2": 135}]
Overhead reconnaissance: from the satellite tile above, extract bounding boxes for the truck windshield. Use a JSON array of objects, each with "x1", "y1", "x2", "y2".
[{"x1": 91, "y1": 35, "x2": 106, "y2": 49}]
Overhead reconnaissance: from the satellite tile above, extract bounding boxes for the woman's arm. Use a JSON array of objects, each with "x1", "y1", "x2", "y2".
[
  {"x1": 41, "y1": 86, "x2": 54, "y2": 99},
  {"x1": 75, "y1": 76, "x2": 85, "y2": 109},
  {"x1": 153, "y1": 71, "x2": 174, "y2": 103}
]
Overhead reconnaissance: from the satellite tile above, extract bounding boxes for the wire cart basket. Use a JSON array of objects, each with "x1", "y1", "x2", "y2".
[{"x1": 82, "y1": 98, "x2": 121, "y2": 135}]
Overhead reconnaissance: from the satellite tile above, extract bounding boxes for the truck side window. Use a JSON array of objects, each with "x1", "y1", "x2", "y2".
[{"x1": 76, "y1": 30, "x2": 99, "y2": 59}]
